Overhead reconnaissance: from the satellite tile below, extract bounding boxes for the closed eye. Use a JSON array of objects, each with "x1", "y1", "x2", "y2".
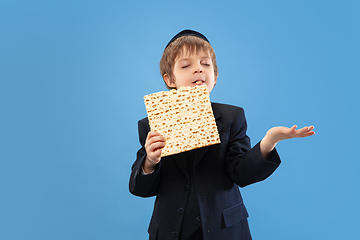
[{"x1": 201, "y1": 61, "x2": 211, "y2": 66}]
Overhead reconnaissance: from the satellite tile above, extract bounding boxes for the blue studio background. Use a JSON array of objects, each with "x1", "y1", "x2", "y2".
[{"x1": 1, "y1": 0, "x2": 359, "y2": 239}]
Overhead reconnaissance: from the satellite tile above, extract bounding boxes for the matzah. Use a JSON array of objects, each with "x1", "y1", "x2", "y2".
[{"x1": 144, "y1": 85, "x2": 220, "y2": 157}]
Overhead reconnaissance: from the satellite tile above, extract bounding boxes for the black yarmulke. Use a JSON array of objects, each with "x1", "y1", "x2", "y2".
[{"x1": 165, "y1": 29, "x2": 210, "y2": 49}]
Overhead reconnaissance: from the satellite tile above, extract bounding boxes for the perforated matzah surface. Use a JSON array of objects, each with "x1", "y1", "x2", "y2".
[{"x1": 144, "y1": 85, "x2": 220, "y2": 157}]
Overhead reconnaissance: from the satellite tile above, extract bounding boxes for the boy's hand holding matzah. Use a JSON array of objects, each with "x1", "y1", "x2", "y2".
[{"x1": 144, "y1": 85, "x2": 221, "y2": 157}]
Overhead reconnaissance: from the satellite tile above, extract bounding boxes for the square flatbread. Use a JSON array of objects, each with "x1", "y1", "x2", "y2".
[{"x1": 144, "y1": 85, "x2": 221, "y2": 157}]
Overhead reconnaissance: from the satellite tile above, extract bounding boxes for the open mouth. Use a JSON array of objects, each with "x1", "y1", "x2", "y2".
[{"x1": 193, "y1": 80, "x2": 205, "y2": 85}]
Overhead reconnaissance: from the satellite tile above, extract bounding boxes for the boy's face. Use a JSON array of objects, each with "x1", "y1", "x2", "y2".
[{"x1": 164, "y1": 49, "x2": 217, "y2": 93}]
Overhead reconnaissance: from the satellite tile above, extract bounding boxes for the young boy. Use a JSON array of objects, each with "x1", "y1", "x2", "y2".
[{"x1": 129, "y1": 30, "x2": 315, "y2": 240}]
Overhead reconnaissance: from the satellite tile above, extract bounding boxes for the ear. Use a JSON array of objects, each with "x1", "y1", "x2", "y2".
[{"x1": 164, "y1": 74, "x2": 176, "y2": 88}]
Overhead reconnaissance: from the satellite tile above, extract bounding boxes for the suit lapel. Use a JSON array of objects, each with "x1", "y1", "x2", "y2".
[{"x1": 172, "y1": 152, "x2": 190, "y2": 180}]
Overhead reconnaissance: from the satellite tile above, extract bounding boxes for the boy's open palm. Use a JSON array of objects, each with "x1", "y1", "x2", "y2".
[
  {"x1": 260, "y1": 125, "x2": 315, "y2": 159},
  {"x1": 267, "y1": 125, "x2": 315, "y2": 143}
]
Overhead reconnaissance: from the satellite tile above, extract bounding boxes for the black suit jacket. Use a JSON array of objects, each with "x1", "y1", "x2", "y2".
[{"x1": 129, "y1": 103, "x2": 281, "y2": 240}]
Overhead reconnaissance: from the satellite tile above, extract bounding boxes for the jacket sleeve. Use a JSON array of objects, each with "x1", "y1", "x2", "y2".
[
  {"x1": 225, "y1": 108, "x2": 281, "y2": 187},
  {"x1": 129, "y1": 119, "x2": 161, "y2": 197}
]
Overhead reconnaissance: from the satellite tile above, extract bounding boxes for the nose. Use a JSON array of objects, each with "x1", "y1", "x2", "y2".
[{"x1": 193, "y1": 64, "x2": 203, "y2": 74}]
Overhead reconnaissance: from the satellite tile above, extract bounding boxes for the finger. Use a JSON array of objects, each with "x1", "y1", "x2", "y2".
[
  {"x1": 146, "y1": 132, "x2": 165, "y2": 146},
  {"x1": 147, "y1": 136, "x2": 166, "y2": 146},
  {"x1": 304, "y1": 131, "x2": 315, "y2": 137},
  {"x1": 284, "y1": 125, "x2": 297, "y2": 135},
  {"x1": 296, "y1": 128, "x2": 315, "y2": 137},
  {"x1": 300, "y1": 125, "x2": 315, "y2": 132},
  {"x1": 296, "y1": 132, "x2": 315, "y2": 138},
  {"x1": 147, "y1": 131, "x2": 162, "y2": 139},
  {"x1": 153, "y1": 148, "x2": 162, "y2": 159},
  {"x1": 148, "y1": 134, "x2": 165, "y2": 142},
  {"x1": 148, "y1": 141, "x2": 166, "y2": 152},
  {"x1": 298, "y1": 126, "x2": 315, "y2": 136},
  {"x1": 145, "y1": 132, "x2": 156, "y2": 147},
  {"x1": 284, "y1": 126, "x2": 306, "y2": 138},
  {"x1": 296, "y1": 126, "x2": 311, "y2": 133},
  {"x1": 149, "y1": 147, "x2": 163, "y2": 162},
  {"x1": 148, "y1": 132, "x2": 165, "y2": 141}
]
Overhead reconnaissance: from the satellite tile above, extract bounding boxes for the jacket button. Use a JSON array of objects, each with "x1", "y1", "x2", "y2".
[
  {"x1": 196, "y1": 216, "x2": 201, "y2": 222},
  {"x1": 178, "y1": 208, "x2": 184, "y2": 214},
  {"x1": 172, "y1": 231, "x2": 179, "y2": 238},
  {"x1": 183, "y1": 184, "x2": 189, "y2": 191}
]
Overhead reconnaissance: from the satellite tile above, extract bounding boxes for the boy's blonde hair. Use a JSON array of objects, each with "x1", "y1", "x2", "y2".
[{"x1": 160, "y1": 35, "x2": 218, "y2": 90}]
